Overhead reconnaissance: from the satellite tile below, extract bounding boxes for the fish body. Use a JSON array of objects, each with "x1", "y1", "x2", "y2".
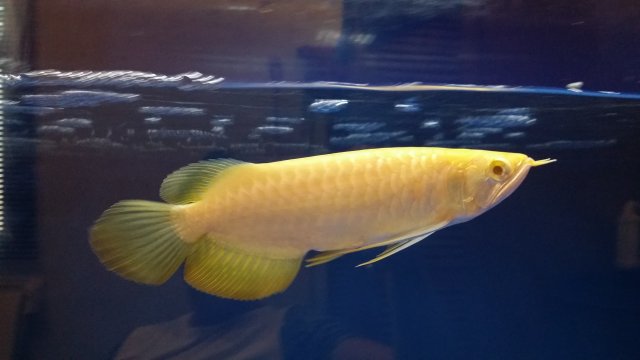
[{"x1": 90, "y1": 147, "x2": 554, "y2": 300}]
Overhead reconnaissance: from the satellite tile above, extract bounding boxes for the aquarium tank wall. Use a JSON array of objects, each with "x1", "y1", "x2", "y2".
[{"x1": 0, "y1": 0, "x2": 639, "y2": 359}]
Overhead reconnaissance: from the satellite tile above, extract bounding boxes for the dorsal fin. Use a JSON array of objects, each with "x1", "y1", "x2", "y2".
[{"x1": 160, "y1": 159, "x2": 247, "y2": 204}]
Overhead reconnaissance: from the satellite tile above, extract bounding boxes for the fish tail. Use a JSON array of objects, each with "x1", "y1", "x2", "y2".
[
  {"x1": 90, "y1": 199, "x2": 304, "y2": 300},
  {"x1": 90, "y1": 200, "x2": 190, "y2": 285}
]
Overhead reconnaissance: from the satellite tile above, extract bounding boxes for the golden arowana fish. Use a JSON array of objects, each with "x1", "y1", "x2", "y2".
[{"x1": 90, "y1": 147, "x2": 554, "y2": 300}]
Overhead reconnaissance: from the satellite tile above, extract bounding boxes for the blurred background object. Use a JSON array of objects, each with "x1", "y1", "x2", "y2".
[{"x1": 616, "y1": 201, "x2": 640, "y2": 269}]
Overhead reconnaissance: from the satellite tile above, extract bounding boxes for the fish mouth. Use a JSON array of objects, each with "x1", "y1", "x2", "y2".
[{"x1": 489, "y1": 157, "x2": 554, "y2": 205}]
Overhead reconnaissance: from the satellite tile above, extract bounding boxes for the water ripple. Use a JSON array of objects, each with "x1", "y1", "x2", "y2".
[
  {"x1": 139, "y1": 106, "x2": 206, "y2": 116},
  {"x1": 21, "y1": 90, "x2": 139, "y2": 108},
  {"x1": 309, "y1": 99, "x2": 349, "y2": 114}
]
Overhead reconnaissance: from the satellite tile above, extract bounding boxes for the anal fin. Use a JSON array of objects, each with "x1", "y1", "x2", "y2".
[{"x1": 184, "y1": 236, "x2": 303, "y2": 300}]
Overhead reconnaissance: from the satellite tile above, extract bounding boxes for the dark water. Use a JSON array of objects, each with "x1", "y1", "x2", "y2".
[{"x1": 2, "y1": 70, "x2": 640, "y2": 359}]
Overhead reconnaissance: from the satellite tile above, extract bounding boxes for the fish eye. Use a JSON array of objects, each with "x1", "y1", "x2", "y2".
[
  {"x1": 488, "y1": 159, "x2": 510, "y2": 181},
  {"x1": 492, "y1": 164, "x2": 504, "y2": 176}
]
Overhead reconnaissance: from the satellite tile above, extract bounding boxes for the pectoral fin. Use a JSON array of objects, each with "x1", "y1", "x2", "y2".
[
  {"x1": 305, "y1": 236, "x2": 414, "y2": 267},
  {"x1": 306, "y1": 220, "x2": 449, "y2": 267},
  {"x1": 356, "y1": 231, "x2": 435, "y2": 267}
]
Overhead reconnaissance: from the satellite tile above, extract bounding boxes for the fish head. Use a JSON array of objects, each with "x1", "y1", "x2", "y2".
[{"x1": 453, "y1": 150, "x2": 554, "y2": 220}]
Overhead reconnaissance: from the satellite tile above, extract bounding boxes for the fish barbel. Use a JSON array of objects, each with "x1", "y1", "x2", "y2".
[{"x1": 90, "y1": 147, "x2": 554, "y2": 300}]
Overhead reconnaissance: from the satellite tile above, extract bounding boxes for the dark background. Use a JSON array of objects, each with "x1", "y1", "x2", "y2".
[
  {"x1": 3, "y1": 0, "x2": 640, "y2": 359},
  {"x1": 31, "y1": 0, "x2": 640, "y2": 91}
]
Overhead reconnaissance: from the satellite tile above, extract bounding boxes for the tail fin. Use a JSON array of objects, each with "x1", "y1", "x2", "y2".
[
  {"x1": 90, "y1": 200, "x2": 190, "y2": 285},
  {"x1": 90, "y1": 199, "x2": 304, "y2": 300}
]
